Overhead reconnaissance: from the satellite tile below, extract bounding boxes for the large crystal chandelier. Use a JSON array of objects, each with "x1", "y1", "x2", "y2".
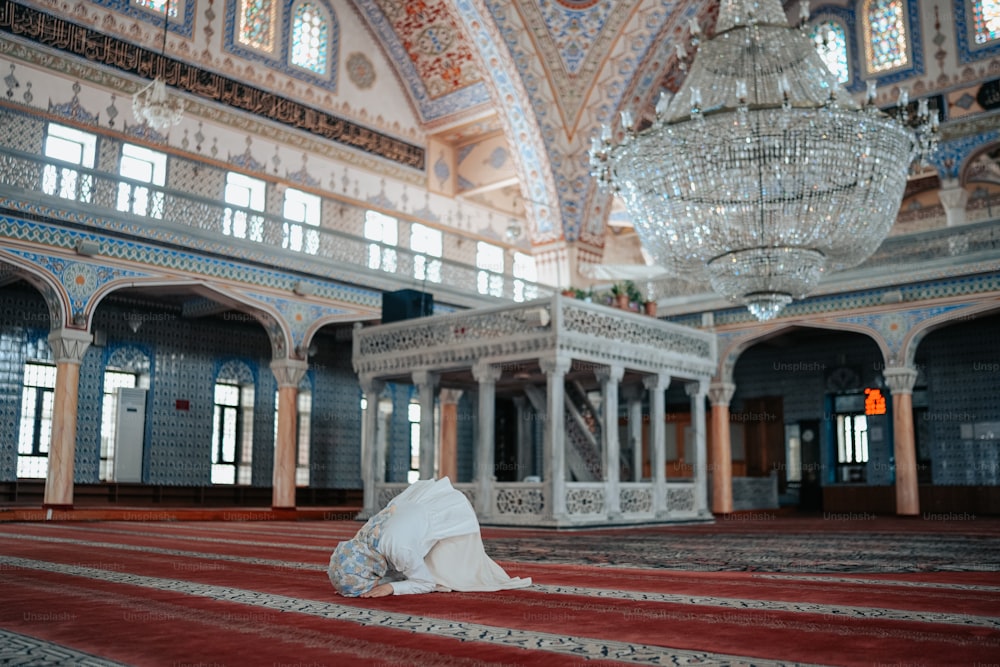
[
  {"x1": 132, "y1": 0, "x2": 184, "y2": 130},
  {"x1": 589, "y1": 0, "x2": 937, "y2": 321}
]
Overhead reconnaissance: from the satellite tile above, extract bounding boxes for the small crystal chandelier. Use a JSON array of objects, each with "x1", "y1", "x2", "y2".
[
  {"x1": 132, "y1": 0, "x2": 184, "y2": 130},
  {"x1": 590, "y1": 0, "x2": 938, "y2": 321}
]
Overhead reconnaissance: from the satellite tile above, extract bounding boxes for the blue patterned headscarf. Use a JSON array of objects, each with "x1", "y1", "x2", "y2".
[{"x1": 327, "y1": 505, "x2": 396, "y2": 597}]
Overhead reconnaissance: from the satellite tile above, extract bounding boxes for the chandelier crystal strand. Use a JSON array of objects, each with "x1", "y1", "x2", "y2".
[
  {"x1": 132, "y1": 0, "x2": 184, "y2": 130},
  {"x1": 590, "y1": 0, "x2": 936, "y2": 320}
]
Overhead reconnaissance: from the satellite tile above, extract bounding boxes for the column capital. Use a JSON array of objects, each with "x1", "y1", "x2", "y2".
[
  {"x1": 412, "y1": 369, "x2": 440, "y2": 388},
  {"x1": 359, "y1": 375, "x2": 385, "y2": 396},
  {"x1": 883, "y1": 367, "x2": 919, "y2": 394},
  {"x1": 270, "y1": 358, "x2": 309, "y2": 387},
  {"x1": 643, "y1": 372, "x2": 671, "y2": 392},
  {"x1": 439, "y1": 388, "x2": 464, "y2": 405},
  {"x1": 540, "y1": 357, "x2": 571, "y2": 377},
  {"x1": 621, "y1": 383, "x2": 644, "y2": 402},
  {"x1": 472, "y1": 362, "x2": 502, "y2": 384},
  {"x1": 708, "y1": 381, "x2": 736, "y2": 406},
  {"x1": 684, "y1": 380, "x2": 708, "y2": 398},
  {"x1": 47, "y1": 328, "x2": 92, "y2": 364},
  {"x1": 937, "y1": 183, "x2": 969, "y2": 210},
  {"x1": 595, "y1": 364, "x2": 625, "y2": 385}
]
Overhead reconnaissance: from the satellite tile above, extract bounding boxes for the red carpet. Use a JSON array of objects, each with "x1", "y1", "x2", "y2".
[{"x1": 0, "y1": 516, "x2": 998, "y2": 666}]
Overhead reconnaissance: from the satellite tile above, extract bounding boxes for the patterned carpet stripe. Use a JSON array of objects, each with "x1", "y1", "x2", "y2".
[
  {"x1": 0, "y1": 531, "x2": 324, "y2": 571},
  {"x1": 0, "y1": 628, "x2": 131, "y2": 667},
  {"x1": 3, "y1": 577, "x2": 532, "y2": 667},
  {"x1": 0, "y1": 555, "x2": 813, "y2": 667},
  {"x1": 2, "y1": 531, "x2": 997, "y2": 630},
  {"x1": 525, "y1": 584, "x2": 1000, "y2": 629},
  {"x1": 750, "y1": 572, "x2": 1000, "y2": 592}
]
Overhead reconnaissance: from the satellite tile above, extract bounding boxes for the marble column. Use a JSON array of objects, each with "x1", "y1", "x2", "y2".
[
  {"x1": 270, "y1": 358, "x2": 308, "y2": 510},
  {"x1": 644, "y1": 372, "x2": 671, "y2": 517},
  {"x1": 938, "y1": 179, "x2": 969, "y2": 227},
  {"x1": 472, "y1": 362, "x2": 502, "y2": 517},
  {"x1": 884, "y1": 366, "x2": 920, "y2": 516},
  {"x1": 43, "y1": 328, "x2": 92, "y2": 509},
  {"x1": 708, "y1": 381, "x2": 736, "y2": 514},
  {"x1": 687, "y1": 381, "x2": 710, "y2": 517},
  {"x1": 438, "y1": 389, "x2": 463, "y2": 483},
  {"x1": 597, "y1": 364, "x2": 624, "y2": 518},
  {"x1": 412, "y1": 370, "x2": 439, "y2": 480},
  {"x1": 513, "y1": 396, "x2": 532, "y2": 479},
  {"x1": 622, "y1": 384, "x2": 644, "y2": 482},
  {"x1": 359, "y1": 377, "x2": 385, "y2": 518},
  {"x1": 541, "y1": 358, "x2": 571, "y2": 520}
]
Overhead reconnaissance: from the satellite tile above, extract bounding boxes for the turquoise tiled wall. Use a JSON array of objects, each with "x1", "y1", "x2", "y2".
[{"x1": 0, "y1": 284, "x2": 363, "y2": 488}]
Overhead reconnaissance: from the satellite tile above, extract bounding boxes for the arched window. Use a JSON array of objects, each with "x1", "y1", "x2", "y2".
[
  {"x1": 864, "y1": 0, "x2": 910, "y2": 74},
  {"x1": 212, "y1": 361, "x2": 255, "y2": 485},
  {"x1": 810, "y1": 20, "x2": 850, "y2": 84},
  {"x1": 134, "y1": 0, "x2": 179, "y2": 18},
  {"x1": 973, "y1": 0, "x2": 1000, "y2": 44},
  {"x1": 238, "y1": 0, "x2": 277, "y2": 53},
  {"x1": 291, "y1": 2, "x2": 329, "y2": 74}
]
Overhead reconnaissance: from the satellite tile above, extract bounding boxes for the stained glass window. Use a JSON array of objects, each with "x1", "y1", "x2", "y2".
[
  {"x1": 238, "y1": 0, "x2": 276, "y2": 53},
  {"x1": 973, "y1": 0, "x2": 1000, "y2": 44},
  {"x1": 291, "y1": 2, "x2": 328, "y2": 74},
  {"x1": 864, "y1": 0, "x2": 909, "y2": 73},
  {"x1": 134, "y1": 0, "x2": 178, "y2": 18},
  {"x1": 810, "y1": 20, "x2": 850, "y2": 84}
]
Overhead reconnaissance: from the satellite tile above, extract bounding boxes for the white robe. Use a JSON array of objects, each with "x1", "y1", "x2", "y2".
[{"x1": 377, "y1": 477, "x2": 532, "y2": 595}]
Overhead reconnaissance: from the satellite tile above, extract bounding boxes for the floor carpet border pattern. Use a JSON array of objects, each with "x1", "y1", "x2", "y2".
[{"x1": 0, "y1": 555, "x2": 811, "y2": 667}]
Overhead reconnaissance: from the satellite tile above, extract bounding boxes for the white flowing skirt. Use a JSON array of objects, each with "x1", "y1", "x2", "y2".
[{"x1": 390, "y1": 478, "x2": 532, "y2": 592}]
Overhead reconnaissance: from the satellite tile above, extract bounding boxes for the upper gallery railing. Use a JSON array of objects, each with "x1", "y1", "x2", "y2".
[{"x1": 0, "y1": 114, "x2": 550, "y2": 304}]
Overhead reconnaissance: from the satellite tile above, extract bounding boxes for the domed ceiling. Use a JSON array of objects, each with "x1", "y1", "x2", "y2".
[{"x1": 350, "y1": 0, "x2": 716, "y2": 250}]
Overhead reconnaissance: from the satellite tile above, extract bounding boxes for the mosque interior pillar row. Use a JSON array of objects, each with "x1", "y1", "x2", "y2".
[
  {"x1": 686, "y1": 381, "x2": 711, "y2": 517},
  {"x1": 708, "y1": 382, "x2": 737, "y2": 515},
  {"x1": 597, "y1": 364, "x2": 625, "y2": 518},
  {"x1": 512, "y1": 396, "x2": 531, "y2": 480},
  {"x1": 412, "y1": 370, "x2": 439, "y2": 481},
  {"x1": 472, "y1": 363, "x2": 502, "y2": 517},
  {"x1": 644, "y1": 372, "x2": 671, "y2": 518},
  {"x1": 43, "y1": 328, "x2": 92, "y2": 510},
  {"x1": 270, "y1": 358, "x2": 308, "y2": 510},
  {"x1": 359, "y1": 377, "x2": 385, "y2": 517},
  {"x1": 884, "y1": 367, "x2": 921, "y2": 516},
  {"x1": 622, "y1": 385, "x2": 644, "y2": 482},
  {"x1": 438, "y1": 389, "x2": 463, "y2": 483},
  {"x1": 541, "y1": 357, "x2": 571, "y2": 520}
]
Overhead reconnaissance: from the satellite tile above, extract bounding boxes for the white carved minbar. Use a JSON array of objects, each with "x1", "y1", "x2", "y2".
[{"x1": 353, "y1": 294, "x2": 717, "y2": 527}]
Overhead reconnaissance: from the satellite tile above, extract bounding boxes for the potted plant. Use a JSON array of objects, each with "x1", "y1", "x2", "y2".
[
  {"x1": 625, "y1": 280, "x2": 643, "y2": 311},
  {"x1": 610, "y1": 282, "x2": 629, "y2": 309}
]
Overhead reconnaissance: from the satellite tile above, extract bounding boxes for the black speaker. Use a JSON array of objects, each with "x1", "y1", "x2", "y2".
[{"x1": 381, "y1": 289, "x2": 433, "y2": 323}]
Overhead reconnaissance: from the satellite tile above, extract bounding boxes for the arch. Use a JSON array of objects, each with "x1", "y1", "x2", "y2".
[
  {"x1": 960, "y1": 139, "x2": 1000, "y2": 188},
  {"x1": 449, "y1": 0, "x2": 562, "y2": 246},
  {"x1": 899, "y1": 297, "x2": 1000, "y2": 368},
  {"x1": 217, "y1": 358, "x2": 256, "y2": 385},
  {"x1": 0, "y1": 251, "x2": 70, "y2": 329},
  {"x1": 716, "y1": 320, "x2": 889, "y2": 385},
  {"x1": 105, "y1": 345, "x2": 152, "y2": 375},
  {"x1": 85, "y1": 277, "x2": 296, "y2": 361}
]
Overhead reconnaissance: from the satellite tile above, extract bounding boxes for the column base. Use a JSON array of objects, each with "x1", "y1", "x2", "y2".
[{"x1": 42, "y1": 504, "x2": 73, "y2": 511}]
